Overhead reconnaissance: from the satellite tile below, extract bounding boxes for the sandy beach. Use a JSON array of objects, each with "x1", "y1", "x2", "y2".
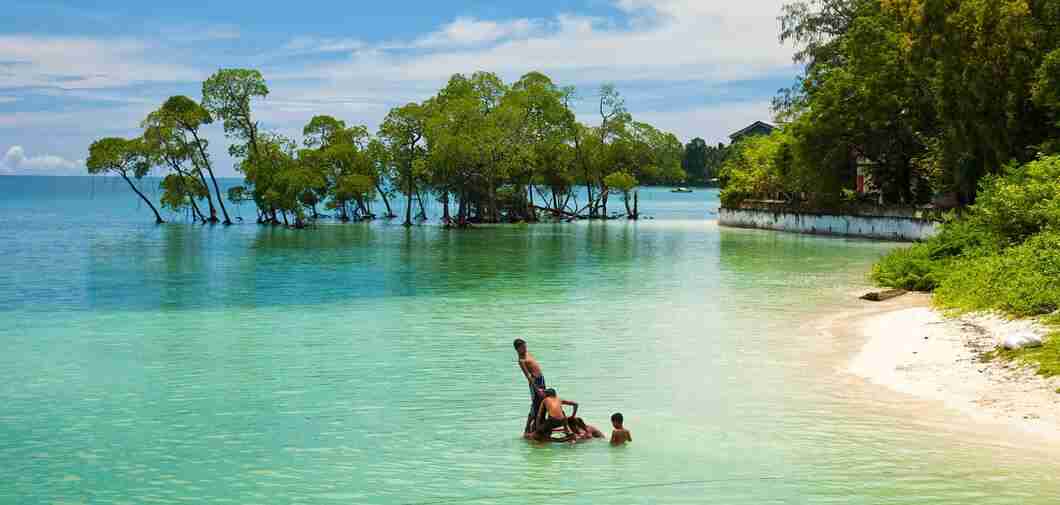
[{"x1": 846, "y1": 293, "x2": 1060, "y2": 441}]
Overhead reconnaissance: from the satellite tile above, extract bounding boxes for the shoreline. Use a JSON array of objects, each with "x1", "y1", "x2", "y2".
[{"x1": 842, "y1": 293, "x2": 1060, "y2": 443}]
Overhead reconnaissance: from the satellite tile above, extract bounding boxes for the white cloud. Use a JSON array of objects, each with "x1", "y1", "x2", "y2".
[
  {"x1": 0, "y1": 96, "x2": 17, "y2": 104},
  {"x1": 0, "y1": 35, "x2": 201, "y2": 89},
  {"x1": 0, "y1": 145, "x2": 83, "y2": 175},
  {"x1": 282, "y1": 36, "x2": 365, "y2": 55},
  {"x1": 163, "y1": 24, "x2": 241, "y2": 43},
  {"x1": 289, "y1": 1, "x2": 793, "y2": 97},
  {"x1": 413, "y1": 17, "x2": 540, "y2": 48}
]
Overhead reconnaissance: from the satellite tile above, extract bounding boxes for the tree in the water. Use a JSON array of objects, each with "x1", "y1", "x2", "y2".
[
  {"x1": 201, "y1": 69, "x2": 268, "y2": 160},
  {"x1": 159, "y1": 173, "x2": 209, "y2": 219},
  {"x1": 603, "y1": 171, "x2": 639, "y2": 219},
  {"x1": 379, "y1": 103, "x2": 427, "y2": 227},
  {"x1": 158, "y1": 96, "x2": 233, "y2": 224},
  {"x1": 86, "y1": 137, "x2": 165, "y2": 224}
]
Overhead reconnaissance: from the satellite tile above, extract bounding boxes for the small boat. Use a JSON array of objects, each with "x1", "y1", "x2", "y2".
[{"x1": 671, "y1": 187, "x2": 694, "y2": 193}]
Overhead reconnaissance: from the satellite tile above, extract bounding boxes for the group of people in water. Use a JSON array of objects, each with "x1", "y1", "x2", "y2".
[{"x1": 514, "y1": 339, "x2": 632, "y2": 445}]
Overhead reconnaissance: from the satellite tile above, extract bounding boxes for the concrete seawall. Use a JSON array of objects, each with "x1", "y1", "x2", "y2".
[{"x1": 718, "y1": 207, "x2": 940, "y2": 241}]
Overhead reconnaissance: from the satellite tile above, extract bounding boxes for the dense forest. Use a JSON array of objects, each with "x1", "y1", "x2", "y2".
[
  {"x1": 725, "y1": 1, "x2": 1060, "y2": 340},
  {"x1": 721, "y1": 0, "x2": 1060, "y2": 209},
  {"x1": 87, "y1": 70, "x2": 717, "y2": 227}
]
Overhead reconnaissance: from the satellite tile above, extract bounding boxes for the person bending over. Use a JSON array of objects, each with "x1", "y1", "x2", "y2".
[
  {"x1": 568, "y1": 417, "x2": 604, "y2": 440},
  {"x1": 610, "y1": 412, "x2": 632, "y2": 446},
  {"x1": 534, "y1": 388, "x2": 578, "y2": 441},
  {"x1": 514, "y1": 338, "x2": 546, "y2": 435}
]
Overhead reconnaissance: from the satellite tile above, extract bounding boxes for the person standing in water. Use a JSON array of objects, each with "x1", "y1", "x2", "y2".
[
  {"x1": 514, "y1": 338, "x2": 546, "y2": 435},
  {"x1": 610, "y1": 412, "x2": 632, "y2": 446}
]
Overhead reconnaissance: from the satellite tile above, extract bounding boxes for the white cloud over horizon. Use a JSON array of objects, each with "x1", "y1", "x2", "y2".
[{"x1": 0, "y1": 145, "x2": 84, "y2": 175}]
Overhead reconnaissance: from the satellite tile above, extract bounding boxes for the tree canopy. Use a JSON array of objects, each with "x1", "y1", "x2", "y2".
[{"x1": 88, "y1": 69, "x2": 689, "y2": 225}]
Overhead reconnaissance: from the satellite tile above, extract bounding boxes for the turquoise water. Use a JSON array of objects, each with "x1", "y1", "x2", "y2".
[{"x1": 1, "y1": 176, "x2": 1058, "y2": 504}]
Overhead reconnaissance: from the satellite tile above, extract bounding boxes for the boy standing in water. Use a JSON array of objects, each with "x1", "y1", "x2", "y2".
[
  {"x1": 610, "y1": 412, "x2": 632, "y2": 446},
  {"x1": 514, "y1": 338, "x2": 546, "y2": 435}
]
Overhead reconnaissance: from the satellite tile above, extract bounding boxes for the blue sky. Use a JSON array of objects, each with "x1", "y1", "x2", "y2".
[{"x1": 0, "y1": 0, "x2": 797, "y2": 176}]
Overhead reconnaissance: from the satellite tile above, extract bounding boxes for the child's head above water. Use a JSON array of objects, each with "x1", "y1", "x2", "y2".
[{"x1": 610, "y1": 412, "x2": 624, "y2": 428}]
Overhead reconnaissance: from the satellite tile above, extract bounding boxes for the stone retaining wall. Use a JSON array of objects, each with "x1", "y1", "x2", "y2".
[{"x1": 718, "y1": 206, "x2": 940, "y2": 241}]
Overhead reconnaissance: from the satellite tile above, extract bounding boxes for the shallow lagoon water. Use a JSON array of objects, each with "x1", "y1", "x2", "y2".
[{"x1": 1, "y1": 177, "x2": 1058, "y2": 504}]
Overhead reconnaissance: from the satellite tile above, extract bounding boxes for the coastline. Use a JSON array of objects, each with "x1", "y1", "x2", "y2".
[{"x1": 843, "y1": 293, "x2": 1060, "y2": 443}]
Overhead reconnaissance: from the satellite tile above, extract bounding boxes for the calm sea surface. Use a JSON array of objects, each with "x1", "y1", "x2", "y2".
[{"x1": 1, "y1": 176, "x2": 1058, "y2": 504}]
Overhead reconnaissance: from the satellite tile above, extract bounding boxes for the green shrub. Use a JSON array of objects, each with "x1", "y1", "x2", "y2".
[
  {"x1": 969, "y1": 156, "x2": 1060, "y2": 246},
  {"x1": 935, "y1": 231, "x2": 1060, "y2": 317},
  {"x1": 871, "y1": 243, "x2": 946, "y2": 291},
  {"x1": 872, "y1": 154, "x2": 1060, "y2": 319}
]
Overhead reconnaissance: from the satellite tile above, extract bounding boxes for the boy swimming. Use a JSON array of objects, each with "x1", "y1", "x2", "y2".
[{"x1": 610, "y1": 412, "x2": 632, "y2": 446}]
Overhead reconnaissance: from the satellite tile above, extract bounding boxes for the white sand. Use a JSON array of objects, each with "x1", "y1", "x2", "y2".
[{"x1": 848, "y1": 295, "x2": 1060, "y2": 441}]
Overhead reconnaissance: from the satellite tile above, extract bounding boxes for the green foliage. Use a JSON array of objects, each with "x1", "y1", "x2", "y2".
[
  {"x1": 201, "y1": 69, "x2": 268, "y2": 158},
  {"x1": 86, "y1": 137, "x2": 149, "y2": 178},
  {"x1": 873, "y1": 155, "x2": 1060, "y2": 317},
  {"x1": 603, "y1": 172, "x2": 637, "y2": 193},
  {"x1": 98, "y1": 67, "x2": 687, "y2": 226},
  {"x1": 777, "y1": 0, "x2": 1060, "y2": 204},
  {"x1": 870, "y1": 243, "x2": 945, "y2": 292},
  {"x1": 159, "y1": 174, "x2": 208, "y2": 213},
  {"x1": 718, "y1": 130, "x2": 795, "y2": 207},
  {"x1": 682, "y1": 138, "x2": 728, "y2": 185},
  {"x1": 934, "y1": 232, "x2": 1060, "y2": 317},
  {"x1": 86, "y1": 136, "x2": 164, "y2": 223}
]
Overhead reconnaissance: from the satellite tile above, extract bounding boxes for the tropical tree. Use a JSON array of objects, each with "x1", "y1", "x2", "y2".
[
  {"x1": 158, "y1": 95, "x2": 232, "y2": 224},
  {"x1": 379, "y1": 103, "x2": 427, "y2": 227},
  {"x1": 202, "y1": 69, "x2": 268, "y2": 161},
  {"x1": 86, "y1": 137, "x2": 165, "y2": 224}
]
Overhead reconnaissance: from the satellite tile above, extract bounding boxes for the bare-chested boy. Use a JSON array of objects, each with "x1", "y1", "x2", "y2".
[
  {"x1": 610, "y1": 412, "x2": 632, "y2": 446},
  {"x1": 514, "y1": 338, "x2": 546, "y2": 435},
  {"x1": 534, "y1": 388, "x2": 579, "y2": 441}
]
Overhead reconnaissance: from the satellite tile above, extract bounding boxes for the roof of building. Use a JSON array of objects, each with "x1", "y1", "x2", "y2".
[{"x1": 728, "y1": 121, "x2": 776, "y2": 141}]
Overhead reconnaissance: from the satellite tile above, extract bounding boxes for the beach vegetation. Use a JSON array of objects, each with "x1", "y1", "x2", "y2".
[
  {"x1": 873, "y1": 155, "x2": 1060, "y2": 317},
  {"x1": 983, "y1": 332, "x2": 1060, "y2": 378}
]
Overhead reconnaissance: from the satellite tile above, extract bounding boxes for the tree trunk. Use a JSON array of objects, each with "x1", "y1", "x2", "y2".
[
  {"x1": 442, "y1": 191, "x2": 451, "y2": 226},
  {"x1": 602, "y1": 186, "x2": 609, "y2": 217},
  {"x1": 120, "y1": 172, "x2": 164, "y2": 224},
  {"x1": 632, "y1": 191, "x2": 639, "y2": 220},
  {"x1": 403, "y1": 168, "x2": 414, "y2": 227},
  {"x1": 190, "y1": 130, "x2": 231, "y2": 225},
  {"x1": 376, "y1": 181, "x2": 395, "y2": 218},
  {"x1": 194, "y1": 168, "x2": 219, "y2": 222},
  {"x1": 457, "y1": 188, "x2": 468, "y2": 227},
  {"x1": 416, "y1": 190, "x2": 428, "y2": 220},
  {"x1": 188, "y1": 193, "x2": 206, "y2": 223}
]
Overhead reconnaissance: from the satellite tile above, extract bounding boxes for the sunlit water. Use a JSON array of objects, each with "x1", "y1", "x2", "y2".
[{"x1": 1, "y1": 176, "x2": 1058, "y2": 504}]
